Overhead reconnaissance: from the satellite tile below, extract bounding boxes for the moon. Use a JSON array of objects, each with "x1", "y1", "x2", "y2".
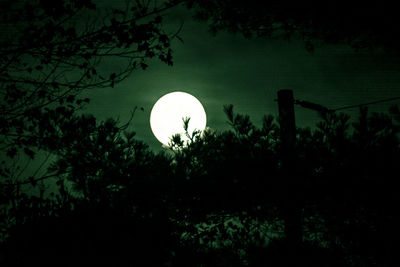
[{"x1": 150, "y1": 91, "x2": 207, "y2": 146}]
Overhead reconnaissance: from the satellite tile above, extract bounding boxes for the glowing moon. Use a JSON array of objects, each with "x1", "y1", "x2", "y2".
[{"x1": 150, "y1": 91, "x2": 207, "y2": 146}]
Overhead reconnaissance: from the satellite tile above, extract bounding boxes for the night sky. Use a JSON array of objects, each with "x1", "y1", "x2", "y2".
[
  {"x1": 2, "y1": 2, "x2": 400, "y2": 264},
  {"x1": 80, "y1": 4, "x2": 400, "y2": 152}
]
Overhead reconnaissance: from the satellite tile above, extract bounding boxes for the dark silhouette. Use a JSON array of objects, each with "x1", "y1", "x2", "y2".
[
  {"x1": 0, "y1": 0, "x2": 178, "y2": 189},
  {"x1": 1, "y1": 102, "x2": 399, "y2": 265},
  {"x1": 0, "y1": 0, "x2": 178, "y2": 264},
  {"x1": 184, "y1": 0, "x2": 400, "y2": 53}
]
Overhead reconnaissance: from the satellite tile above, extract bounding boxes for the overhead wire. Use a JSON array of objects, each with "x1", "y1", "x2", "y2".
[
  {"x1": 293, "y1": 96, "x2": 400, "y2": 113},
  {"x1": 332, "y1": 96, "x2": 400, "y2": 111}
]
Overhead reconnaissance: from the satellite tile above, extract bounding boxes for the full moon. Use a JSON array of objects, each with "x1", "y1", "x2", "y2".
[{"x1": 150, "y1": 91, "x2": 207, "y2": 146}]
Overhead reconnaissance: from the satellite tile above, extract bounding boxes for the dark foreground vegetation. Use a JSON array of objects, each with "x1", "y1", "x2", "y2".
[{"x1": 1, "y1": 104, "x2": 399, "y2": 266}]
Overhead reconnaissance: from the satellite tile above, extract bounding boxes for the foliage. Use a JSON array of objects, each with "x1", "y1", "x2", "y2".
[
  {"x1": 184, "y1": 0, "x2": 400, "y2": 53},
  {"x1": 1, "y1": 101, "x2": 399, "y2": 265},
  {"x1": 1, "y1": 114, "x2": 178, "y2": 264},
  {"x1": 0, "y1": 0, "x2": 180, "y2": 193},
  {"x1": 3, "y1": 1, "x2": 398, "y2": 265},
  {"x1": 0, "y1": 1, "x2": 181, "y2": 262},
  {"x1": 167, "y1": 105, "x2": 400, "y2": 266}
]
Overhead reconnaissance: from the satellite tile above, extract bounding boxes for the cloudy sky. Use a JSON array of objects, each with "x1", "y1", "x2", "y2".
[{"x1": 81, "y1": 4, "x2": 400, "y2": 152}]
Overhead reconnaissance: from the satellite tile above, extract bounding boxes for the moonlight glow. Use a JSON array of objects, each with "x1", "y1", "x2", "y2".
[{"x1": 150, "y1": 91, "x2": 207, "y2": 146}]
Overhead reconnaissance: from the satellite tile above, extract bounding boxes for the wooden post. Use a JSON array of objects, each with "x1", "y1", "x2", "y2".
[
  {"x1": 278, "y1": 90, "x2": 296, "y2": 160},
  {"x1": 277, "y1": 89, "x2": 302, "y2": 261}
]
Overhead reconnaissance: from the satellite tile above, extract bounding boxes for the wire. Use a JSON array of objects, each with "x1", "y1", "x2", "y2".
[{"x1": 333, "y1": 96, "x2": 400, "y2": 111}]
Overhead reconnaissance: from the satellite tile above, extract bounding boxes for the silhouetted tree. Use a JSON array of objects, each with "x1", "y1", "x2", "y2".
[
  {"x1": 184, "y1": 0, "x2": 400, "y2": 53},
  {"x1": 1, "y1": 115, "x2": 179, "y2": 265},
  {"x1": 2, "y1": 103, "x2": 399, "y2": 266},
  {"x1": 0, "y1": 0, "x2": 179, "y2": 188},
  {"x1": 0, "y1": 0, "x2": 182, "y2": 262},
  {"x1": 168, "y1": 104, "x2": 400, "y2": 266}
]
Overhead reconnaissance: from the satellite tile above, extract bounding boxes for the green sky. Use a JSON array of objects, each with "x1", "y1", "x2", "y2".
[{"x1": 80, "y1": 6, "x2": 400, "y2": 151}]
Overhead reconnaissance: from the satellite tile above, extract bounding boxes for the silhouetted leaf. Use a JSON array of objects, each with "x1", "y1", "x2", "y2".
[
  {"x1": 6, "y1": 148, "x2": 17, "y2": 158},
  {"x1": 23, "y1": 148, "x2": 35, "y2": 159}
]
